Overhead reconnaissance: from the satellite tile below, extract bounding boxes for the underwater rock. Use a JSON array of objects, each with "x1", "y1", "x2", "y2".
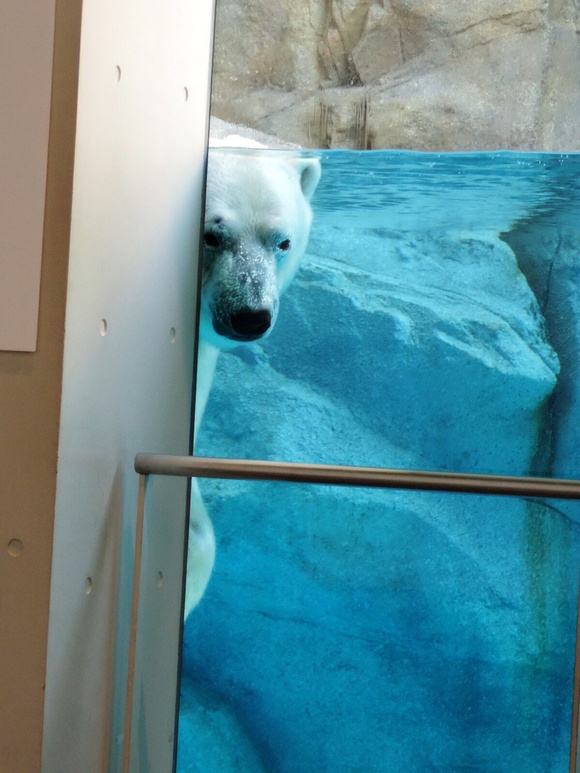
[
  {"x1": 178, "y1": 674, "x2": 266, "y2": 772},
  {"x1": 197, "y1": 488, "x2": 574, "y2": 769},
  {"x1": 185, "y1": 452, "x2": 577, "y2": 771},
  {"x1": 504, "y1": 218, "x2": 580, "y2": 510},
  {"x1": 269, "y1": 227, "x2": 559, "y2": 475}
]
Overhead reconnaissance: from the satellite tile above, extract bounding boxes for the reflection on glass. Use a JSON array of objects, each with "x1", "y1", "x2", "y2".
[
  {"x1": 179, "y1": 480, "x2": 580, "y2": 772},
  {"x1": 197, "y1": 149, "x2": 580, "y2": 482}
]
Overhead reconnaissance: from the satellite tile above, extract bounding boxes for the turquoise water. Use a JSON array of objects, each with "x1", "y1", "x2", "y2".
[
  {"x1": 178, "y1": 151, "x2": 580, "y2": 772},
  {"x1": 315, "y1": 151, "x2": 580, "y2": 231}
]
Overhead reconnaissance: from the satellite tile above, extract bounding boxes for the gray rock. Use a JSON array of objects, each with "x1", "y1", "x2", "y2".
[
  {"x1": 269, "y1": 228, "x2": 559, "y2": 474},
  {"x1": 178, "y1": 674, "x2": 267, "y2": 772},
  {"x1": 504, "y1": 212, "x2": 580, "y2": 512},
  {"x1": 210, "y1": 0, "x2": 580, "y2": 150}
]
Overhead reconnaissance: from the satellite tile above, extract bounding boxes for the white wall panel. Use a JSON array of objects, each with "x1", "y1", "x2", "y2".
[{"x1": 42, "y1": 1, "x2": 214, "y2": 771}]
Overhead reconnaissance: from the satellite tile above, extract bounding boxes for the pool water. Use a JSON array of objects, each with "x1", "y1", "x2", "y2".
[
  {"x1": 178, "y1": 150, "x2": 580, "y2": 772},
  {"x1": 315, "y1": 150, "x2": 579, "y2": 232}
]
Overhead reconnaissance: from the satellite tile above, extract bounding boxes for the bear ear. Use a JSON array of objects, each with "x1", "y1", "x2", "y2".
[{"x1": 289, "y1": 157, "x2": 321, "y2": 201}]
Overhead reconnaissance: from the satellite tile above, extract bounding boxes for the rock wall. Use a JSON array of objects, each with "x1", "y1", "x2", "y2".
[
  {"x1": 210, "y1": 0, "x2": 580, "y2": 150},
  {"x1": 504, "y1": 206, "x2": 580, "y2": 518}
]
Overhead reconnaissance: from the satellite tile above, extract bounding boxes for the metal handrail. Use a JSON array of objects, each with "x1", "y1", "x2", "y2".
[{"x1": 135, "y1": 453, "x2": 580, "y2": 500}]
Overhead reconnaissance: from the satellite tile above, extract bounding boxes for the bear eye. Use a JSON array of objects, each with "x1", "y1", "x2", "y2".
[
  {"x1": 277, "y1": 238, "x2": 291, "y2": 252},
  {"x1": 204, "y1": 231, "x2": 220, "y2": 248}
]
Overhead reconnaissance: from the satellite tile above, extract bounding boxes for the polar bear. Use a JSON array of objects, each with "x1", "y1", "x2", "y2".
[{"x1": 184, "y1": 145, "x2": 321, "y2": 618}]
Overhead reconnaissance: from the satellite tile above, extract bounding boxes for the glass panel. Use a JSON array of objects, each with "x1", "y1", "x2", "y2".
[
  {"x1": 198, "y1": 0, "x2": 580, "y2": 477},
  {"x1": 197, "y1": 147, "x2": 580, "y2": 481},
  {"x1": 182, "y1": 3, "x2": 580, "y2": 771},
  {"x1": 179, "y1": 479, "x2": 580, "y2": 772}
]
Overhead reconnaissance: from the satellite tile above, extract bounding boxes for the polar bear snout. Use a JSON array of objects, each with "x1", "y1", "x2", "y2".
[
  {"x1": 229, "y1": 307, "x2": 272, "y2": 339},
  {"x1": 211, "y1": 303, "x2": 274, "y2": 342},
  {"x1": 206, "y1": 241, "x2": 280, "y2": 343},
  {"x1": 211, "y1": 291, "x2": 279, "y2": 341}
]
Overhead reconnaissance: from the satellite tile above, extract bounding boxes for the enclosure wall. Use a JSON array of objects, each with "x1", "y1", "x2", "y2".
[
  {"x1": 41, "y1": 1, "x2": 214, "y2": 772},
  {"x1": 0, "y1": 2, "x2": 82, "y2": 771}
]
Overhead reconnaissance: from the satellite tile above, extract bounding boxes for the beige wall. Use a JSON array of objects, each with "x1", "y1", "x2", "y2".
[{"x1": 0, "y1": 1, "x2": 82, "y2": 771}]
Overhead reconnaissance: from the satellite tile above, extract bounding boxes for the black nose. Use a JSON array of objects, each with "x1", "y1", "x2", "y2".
[{"x1": 230, "y1": 308, "x2": 272, "y2": 339}]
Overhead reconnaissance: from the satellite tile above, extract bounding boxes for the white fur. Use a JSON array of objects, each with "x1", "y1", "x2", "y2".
[{"x1": 184, "y1": 145, "x2": 321, "y2": 617}]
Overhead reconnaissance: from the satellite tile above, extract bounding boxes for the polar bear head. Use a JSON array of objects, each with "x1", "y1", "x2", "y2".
[{"x1": 199, "y1": 149, "x2": 321, "y2": 350}]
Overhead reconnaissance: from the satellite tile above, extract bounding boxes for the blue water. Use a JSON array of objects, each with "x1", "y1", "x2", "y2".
[
  {"x1": 178, "y1": 151, "x2": 580, "y2": 772},
  {"x1": 314, "y1": 150, "x2": 580, "y2": 231}
]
